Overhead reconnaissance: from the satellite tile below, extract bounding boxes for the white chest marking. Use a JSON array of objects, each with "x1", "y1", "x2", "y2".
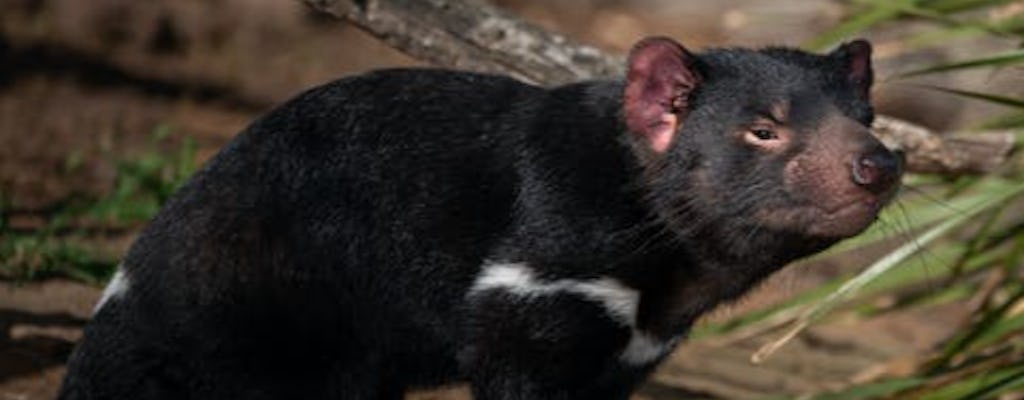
[
  {"x1": 93, "y1": 266, "x2": 129, "y2": 314},
  {"x1": 471, "y1": 262, "x2": 677, "y2": 366},
  {"x1": 621, "y1": 330, "x2": 680, "y2": 366},
  {"x1": 471, "y1": 263, "x2": 640, "y2": 326}
]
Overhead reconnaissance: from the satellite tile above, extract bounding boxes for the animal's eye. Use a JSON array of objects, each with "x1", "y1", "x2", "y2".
[{"x1": 750, "y1": 128, "x2": 778, "y2": 141}]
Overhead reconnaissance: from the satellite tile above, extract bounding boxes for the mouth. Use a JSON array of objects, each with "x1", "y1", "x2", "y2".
[
  {"x1": 805, "y1": 198, "x2": 883, "y2": 238},
  {"x1": 754, "y1": 195, "x2": 887, "y2": 239}
]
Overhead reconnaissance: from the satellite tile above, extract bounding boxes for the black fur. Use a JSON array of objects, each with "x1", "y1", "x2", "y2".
[{"x1": 60, "y1": 39, "x2": 899, "y2": 399}]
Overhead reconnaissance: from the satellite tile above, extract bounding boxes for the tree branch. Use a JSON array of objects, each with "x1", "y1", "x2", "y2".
[
  {"x1": 304, "y1": 0, "x2": 1016, "y2": 175},
  {"x1": 306, "y1": 0, "x2": 622, "y2": 85},
  {"x1": 872, "y1": 116, "x2": 1015, "y2": 174}
]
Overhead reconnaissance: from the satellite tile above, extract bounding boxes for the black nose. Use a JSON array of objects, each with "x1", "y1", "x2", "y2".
[{"x1": 852, "y1": 148, "x2": 903, "y2": 193}]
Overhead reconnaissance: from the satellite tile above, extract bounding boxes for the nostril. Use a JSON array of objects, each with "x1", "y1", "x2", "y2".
[
  {"x1": 852, "y1": 156, "x2": 879, "y2": 186},
  {"x1": 853, "y1": 150, "x2": 903, "y2": 192}
]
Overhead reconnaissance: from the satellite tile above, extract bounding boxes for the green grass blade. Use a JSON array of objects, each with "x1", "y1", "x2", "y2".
[
  {"x1": 959, "y1": 368, "x2": 1024, "y2": 400},
  {"x1": 919, "y1": 363, "x2": 1024, "y2": 400},
  {"x1": 897, "y1": 5, "x2": 1019, "y2": 36},
  {"x1": 813, "y1": 185, "x2": 992, "y2": 260},
  {"x1": 920, "y1": 0, "x2": 1018, "y2": 14},
  {"x1": 753, "y1": 215, "x2": 966, "y2": 363},
  {"x1": 752, "y1": 180, "x2": 1024, "y2": 363},
  {"x1": 921, "y1": 85, "x2": 1024, "y2": 108},
  {"x1": 976, "y1": 110, "x2": 1024, "y2": 129},
  {"x1": 897, "y1": 49, "x2": 1024, "y2": 77},
  {"x1": 933, "y1": 285, "x2": 1024, "y2": 369},
  {"x1": 966, "y1": 312, "x2": 1024, "y2": 354},
  {"x1": 805, "y1": 0, "x2": 918, "y2": 50},
  {"x1": 702, "y1": 180, "x2": 1013, "y2": 342},
  {"x1": 874, "y1": 7, "x2": 1024, "y2": 52}
]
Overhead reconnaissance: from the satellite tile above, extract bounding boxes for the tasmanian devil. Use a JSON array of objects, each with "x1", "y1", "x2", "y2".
[{"x1": 60, "y1": 37, "x2": 901, "y2": 399}]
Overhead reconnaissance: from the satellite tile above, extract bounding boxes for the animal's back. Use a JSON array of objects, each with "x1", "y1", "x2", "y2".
[{"x1": 60, "y1": 69, "x2": 540, "y2": 399}]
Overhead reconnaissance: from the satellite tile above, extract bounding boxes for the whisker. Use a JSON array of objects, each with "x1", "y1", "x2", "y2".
[
  {"x1": 902, "y1": 184, "x2": 967, "y2": 216},
  {"x1": 892, "y1": 199, "x2": 941, "y2": 292}
]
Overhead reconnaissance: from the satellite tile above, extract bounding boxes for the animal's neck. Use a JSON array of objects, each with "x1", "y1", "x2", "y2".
[{"x1": 613, "y1": 221, "x2": 836, "y2": 338}]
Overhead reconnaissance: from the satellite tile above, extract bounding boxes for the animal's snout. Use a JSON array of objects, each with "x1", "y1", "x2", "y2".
[{"x1": 852, "y1": 147, "x2": 902, "y2": 194}]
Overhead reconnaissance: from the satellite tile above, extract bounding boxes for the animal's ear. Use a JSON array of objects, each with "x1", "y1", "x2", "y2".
[
  {"x1": 624, "y1": 37, "x2": 702, "y2": 153},
  {"x1": 831, "y1": 39, "x2": 873, "y2": 100}
]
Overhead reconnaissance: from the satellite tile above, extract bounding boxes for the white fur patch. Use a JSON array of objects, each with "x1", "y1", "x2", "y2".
[
  {"x1": 471, "y1": 262, "x2": 677, "y2": 366},
  {"x1": 93, "y1": 266, "x2": 129, "y2": 314},
  {"x1": 620, "y1": 331, "x2": 678, "y2": 365},
  {"x1": 471, "y1": 263, "x2": 640, "y2": 326}
]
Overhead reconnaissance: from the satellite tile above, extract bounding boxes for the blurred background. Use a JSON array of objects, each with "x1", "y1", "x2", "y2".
[{"x1": 3, "y1": 0, "x2": 1024, "y2": 399}]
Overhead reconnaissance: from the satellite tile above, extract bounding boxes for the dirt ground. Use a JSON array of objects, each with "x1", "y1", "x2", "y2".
[{"x1": 0, "y1": 0, "x2": 1012, "y2": 399}]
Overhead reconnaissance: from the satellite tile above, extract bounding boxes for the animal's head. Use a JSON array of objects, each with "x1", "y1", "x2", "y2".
[{"x1": 624, "y1": 37, "x2": 901, "y2": 258}]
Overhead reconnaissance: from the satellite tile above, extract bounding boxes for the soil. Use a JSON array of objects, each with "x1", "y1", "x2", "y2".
[{"x1": 0, "y1": 0, "x2": 1000, "y2": 399}]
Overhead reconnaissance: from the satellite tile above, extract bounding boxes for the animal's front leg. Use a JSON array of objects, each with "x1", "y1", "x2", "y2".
[{"x1": 459, "y1": 262, "x2": 651, "y2": 400}]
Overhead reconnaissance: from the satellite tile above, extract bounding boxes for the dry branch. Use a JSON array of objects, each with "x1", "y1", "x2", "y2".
[
  {"x1": 305, "y1": 0, "x2": 621, "y2": 85},
  {"x1": 305, "y1": 0, "x2": 1016, "y2": 175},
  {"x1": 873, "y1": 116, "x2": 1016, "y2": 174}
]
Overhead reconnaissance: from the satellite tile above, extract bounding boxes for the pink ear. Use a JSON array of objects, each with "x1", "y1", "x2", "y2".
[
  {"x1": 624, "y1": 37, "x2": 701, "y2": 153},
  {"x1": 834, "y1": 39, "x2": 873, "y2": 99}
]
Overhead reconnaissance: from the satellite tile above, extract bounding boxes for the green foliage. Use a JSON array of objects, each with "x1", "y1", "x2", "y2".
[
  {"x1": 806, "y1": 0, "x2": 1024, "y2": 50},
  {"x1": 0, "y1": 126, "x2": 198, "y2": 284}
]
